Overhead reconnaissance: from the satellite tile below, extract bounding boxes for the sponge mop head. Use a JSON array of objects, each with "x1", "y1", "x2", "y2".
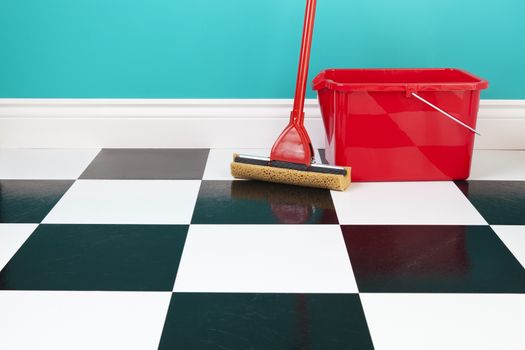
[{"x1": 231, "y1": 154, "x2": 351, "y2": 191}]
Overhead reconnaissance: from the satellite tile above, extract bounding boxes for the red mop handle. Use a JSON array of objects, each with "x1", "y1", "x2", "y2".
[
  {"x1": 270, "y1": 0, "x2": 317, "y2": 166},
  {"x1": 291, "y1": 0, "x2": 317, "y2": 125}
]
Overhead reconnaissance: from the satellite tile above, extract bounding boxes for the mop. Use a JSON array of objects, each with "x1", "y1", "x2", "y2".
[{"x1": 231, "y1": 0, "x2": 351, "y2": 191}]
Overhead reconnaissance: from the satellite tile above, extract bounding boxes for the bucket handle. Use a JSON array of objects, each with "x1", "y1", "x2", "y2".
[{"x1": 411, "y1": 92, "x2": 481, "y2": 136}]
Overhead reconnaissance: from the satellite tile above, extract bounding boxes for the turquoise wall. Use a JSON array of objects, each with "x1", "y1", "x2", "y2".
[{"x1": 0, "y1": 0, "x2": 523, "y2": 99}]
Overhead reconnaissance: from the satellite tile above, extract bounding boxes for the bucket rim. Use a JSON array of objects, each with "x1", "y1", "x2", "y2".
[{"x1": 312, "y1": 68, "x2": 489, "y2": 92}]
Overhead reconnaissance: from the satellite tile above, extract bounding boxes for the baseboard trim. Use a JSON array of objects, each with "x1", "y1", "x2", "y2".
[{"x1": 0, "y1": 99, "x2": 524, "y2": 149}]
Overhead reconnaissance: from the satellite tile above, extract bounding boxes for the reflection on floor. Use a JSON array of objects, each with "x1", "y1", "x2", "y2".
[{"x1": 0, "y1": 148, "x2": 524, "y2": 350}]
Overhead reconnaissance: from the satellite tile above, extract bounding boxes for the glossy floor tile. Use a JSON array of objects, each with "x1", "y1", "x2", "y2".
[
  {"x1": 331, "y1": 181, "x2": 486, "y2": 225},
  {"x1": 361, "y1": 293, "x2": 525, "y2": 350},
  {"x1": 80, "y1": 149, "x2": 210, "y2": 179},
  {"x1": 43, "y1": 180, "x2": 201, "y2": 224},
  {"x1": 174, "y1": 225, "x2": 357, "y2": 293},
  {"x1": 456, "y1": 180, "x2": 525, "y2": 225},
  {"x1": 159, "y1": 293, "x2": 374, "y2": 350},
  {"x1": 0, "y1": 180, "x2": 73, "y2": 223},
  {"x1": 203, "y1": 148, "x2": 270, "y2": 180},
  {"x1": 492, "y1": 225, "x2": 525, "y2": 269},
  {"x1": 0, "y1": 149, "x2": 100, "y2": 179},
  {"x1": 0, "y1": 225, "x2": 187, "y2": 291},
  {"x1": 191, "y1": 180, "x2": 338, "y2": 224},
  {"x1": 470, "y1": 150, "x2": 525, "y2": 180},
  {"x1": 203, "y1": 148, "x2": 323, "y2": 180},
  {"x1": 0, "y1": 291, "x2": 171, "y2": 350},
  {"x1": 342, "y1": 225, "x2": 525, "y2": 293},
  {"x1": 1, "y1": 148, "x2": 525, "y2": 349},
  {"x1": 0, "y1": 224, "x2": 37, "y2": 270}
]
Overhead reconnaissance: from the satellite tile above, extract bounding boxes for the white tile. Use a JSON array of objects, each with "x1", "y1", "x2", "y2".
[
  {"x1": 203, "y1": 148, "x2": 323, "y2": 180},
  {"x1": 174, "y1": 225, "x2": 357, "y2": 293},
  {"x1": 470, "y1": 150, "x2": 525, "y2": 180},
  {"x1": 43, "y1": 180, "x2": 201, "y2": 224},
  {"x1": 492, "y1": 225, "x2": 525, "y2": 268},
  {"x1": 0, "y1": 291, "x2": 171, "y2": 350},
  {"x1": 0, "y1": 149, "x2": 100, "y2": 179},
  {"x1": 0, "y1": 224, "x2": 37, "y2": 271},
  {"x1": 361, "y1": 293, "x2": 525, "y2": 350},
  {"x1": 331, "y1": 181, "x2": 487, "y2": 225}
]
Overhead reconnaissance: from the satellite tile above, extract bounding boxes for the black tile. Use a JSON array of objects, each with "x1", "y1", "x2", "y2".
[
  {"x1": 191, "y1": 180, "x2": 338, "y2": 224},
  {"x1": 0, "y1": 224, "x2": 187, "y2": 291},
  {"x1": 159, "y1": 293, "x2": 374, "y2": 350},
  {"x1": 0, "y1": 180, "x2": 73, "y2": 223},
  {"x1": 342, "y1": 225, "x2": 525, "y2": 293},
  {"x1": 79, "y1": 149, "x2": 210, "y2": 179},
  {"x1": 456, "y1": 180, "x2": 525, "y2": 225}
]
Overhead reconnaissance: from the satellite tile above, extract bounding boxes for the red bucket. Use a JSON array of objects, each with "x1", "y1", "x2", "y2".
[{"x1": 312, "y1": 68, "x2": 489, "y2": 182}]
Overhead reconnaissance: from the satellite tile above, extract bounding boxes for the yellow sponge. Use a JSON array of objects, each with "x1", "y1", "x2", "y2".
[{"x1": 231, "y1": 155, "x2": 351, "y2": 191}]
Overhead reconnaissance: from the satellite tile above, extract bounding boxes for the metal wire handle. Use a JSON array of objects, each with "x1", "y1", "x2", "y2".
[{"x1": 411, "y1": 92, "x2": 481, "y2": 135}]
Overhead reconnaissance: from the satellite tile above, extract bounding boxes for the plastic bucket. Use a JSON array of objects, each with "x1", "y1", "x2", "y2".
[{"x1": 312, "y1": 68, "x2": 489, "y2": 182}]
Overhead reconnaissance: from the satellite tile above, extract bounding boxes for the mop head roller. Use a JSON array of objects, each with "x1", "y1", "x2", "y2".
[{"x1": 231, "y1": 154, "x2": 351, "y2": 191}]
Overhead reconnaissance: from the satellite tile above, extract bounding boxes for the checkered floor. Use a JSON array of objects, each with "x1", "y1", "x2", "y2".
[{"x1": 1, "y1": 148, "x2": 525, "y2": 350}]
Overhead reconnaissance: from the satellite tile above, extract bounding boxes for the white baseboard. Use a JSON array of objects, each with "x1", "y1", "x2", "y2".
[{"x1": 0, "y1": 98, "x2": 523, "y2": 149}]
